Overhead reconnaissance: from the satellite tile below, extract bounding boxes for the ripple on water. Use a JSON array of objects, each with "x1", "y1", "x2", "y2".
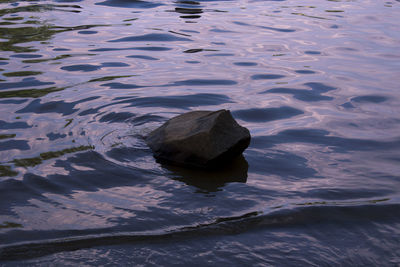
[
  {"x1": 10, "y1": 54, "x2": 42, "y2": 59},
  {"x1": 168, "y1": 79, "x2": 237, "y2": 86},
  {"x1": 261, "y1": 82, "x2": 337, "y2": 102},
  {"x1": 113, "y1": 93, "x2": 233, "y2": 108},
  {"x1": 95, "y1": 0, "x2": 164, "y2": 8},
  {"x1": 61, "y1": 62, "x2": 129, "y2": 72},
  {"x1": 351, "y1": 95, "x2": 388, "y2": 104},
  {"x1": 251, "y1": 74, "x2": 286, "y2": 80},
  {"x1": 100, "y1": 82, "x2": 145, "y2": 89},
  {"x1": 0, "y1": 120, "x2": 31, "y2": 129},
  {"x1": 98, "y1": 112, "x2": 135, "y2": 123},
  {"x1": 233, "y1": 107, "x2": 303, "y2": 123},
  {"x1": 15, "y1": 97, "x2": 100, "y2": 116},
  {"x1": 77, "y1": 30, "x2": 97, "y2": 34},
  {"x1": 233, "y1": 62, "x2": 257, "y2": 66},
  {"x1": 89, "y1": 46, "x2": 173, "y2": 52},
  {"x1": 126, "y1": 55, "x2": 159, "y2": 60},
  {"x1": 295, "y1": 69, "x2": 316, "y2": 74},
  {"x1": 0, "y1": 140, "x2": 30, "y2": 151},
  {"x1": 108, "y1": 33, "x2": 192, "y2": 42},
  {"x1": 252, "y1": 129, "x2": 400, "y2": 153},
  {"x1": 0, "y1": 78, "x2": 54, "y2": 90}
]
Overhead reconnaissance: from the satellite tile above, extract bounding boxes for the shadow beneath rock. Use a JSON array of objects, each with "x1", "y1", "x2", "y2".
[{"x1": 163, "y1": 155, "x2": 248, "y2": 192}]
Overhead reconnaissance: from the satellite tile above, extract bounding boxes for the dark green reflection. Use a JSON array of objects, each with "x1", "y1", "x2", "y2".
[
  {"x1": 0, "y1": 86, "x2": 65, "y2": 98},
  {"x1": 22, "y1": 54, "x2": 96, "y2": 64},
  {"x1": 0, "y1": 3, "x2": 105, "y2": 53},
  {"x1": 0, "y1": 4, "x2": 81, "y2": 17},
  {"x1": 0, "y1": 221, "x2": 22, "y2": 229},
  {"x1": 12, "y1": 145, "x2": 94, "y2": 168},
  {"x1": 0, "y1": 134, "x2": 16, "y2": 140},
  {"x1": 13, "y1": 157, "x2": 42, "y2": 168},
  {"x1": 64, "y1": 118, "x2": 73, "y2": 128},
  {"x1": 292, "y1": 12, "x2": 328, "y2": 20},
  {"x1": 3, "y1": 17, "x2": 23, "y2": 21},
  {"x1": 88, "y1": 75, "x2": 135, "y2": 83},
  {"x1": 0, "y1": 21, "x2": 14, "y2": 26},
  {"x1": 0, "y1": 165, "x2": 18, "y2": 177},
  {"x1": 0, "y1": 24, "x2": 60, "y2": 52},
  {"x1": 3, "y1": 71, "x2": 42, "y2": 77},
  {"x1": 40, "y1": 145, "x2": 94, "y2": 160}
]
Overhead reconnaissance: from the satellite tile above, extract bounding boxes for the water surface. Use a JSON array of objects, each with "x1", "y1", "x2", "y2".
[{"x1": 0, "y1": 0, "x2": 400, "y2": 265}]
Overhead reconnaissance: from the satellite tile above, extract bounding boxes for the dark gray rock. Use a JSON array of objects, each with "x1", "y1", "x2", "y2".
[{"x1": 145, "y1": 109, "x2": 251, "y2": 169}]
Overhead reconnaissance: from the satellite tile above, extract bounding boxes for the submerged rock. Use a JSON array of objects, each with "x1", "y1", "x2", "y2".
[{"x1": 145, "y1": 109, "x2": 251, "y2": 169}]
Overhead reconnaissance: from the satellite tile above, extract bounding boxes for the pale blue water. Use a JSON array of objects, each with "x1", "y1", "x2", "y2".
[{"x1": 0, "y1": 0, "x2": 400, "y2": 265}]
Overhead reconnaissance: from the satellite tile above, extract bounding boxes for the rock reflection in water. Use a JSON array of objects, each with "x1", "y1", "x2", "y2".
[{"x1": 163, "y1": 155, "x2": 248, "y2": 192}]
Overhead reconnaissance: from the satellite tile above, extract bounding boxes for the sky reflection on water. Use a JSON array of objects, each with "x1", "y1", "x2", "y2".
[{"x1": 0, "y1": 0, "x2": 400, "y2": 265}]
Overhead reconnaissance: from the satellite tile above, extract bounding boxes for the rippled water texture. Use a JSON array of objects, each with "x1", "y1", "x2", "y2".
[{"x1": 1, "y1": 0, "x2": 400, "y2": 265}]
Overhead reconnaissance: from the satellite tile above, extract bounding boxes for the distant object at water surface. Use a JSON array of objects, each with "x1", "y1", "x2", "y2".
[{"x1": 145, "y1": 110, "x2": 251, "y2": 169}]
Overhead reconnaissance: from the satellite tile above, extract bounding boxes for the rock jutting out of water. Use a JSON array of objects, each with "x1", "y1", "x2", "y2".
[{"x1": 145, "y1": 109, "x2": 251, "y2": 169}]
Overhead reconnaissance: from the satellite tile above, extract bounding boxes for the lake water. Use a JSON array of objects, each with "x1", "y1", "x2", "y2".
[{"x1": 0, "y1": 0, "x2": 400, "y2": 265}]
